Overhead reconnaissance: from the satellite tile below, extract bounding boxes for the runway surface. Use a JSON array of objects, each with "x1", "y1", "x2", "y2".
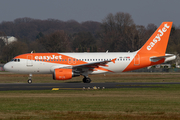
[{"x1": 0, "y1": 82, "x2": 180, "y2": 91}]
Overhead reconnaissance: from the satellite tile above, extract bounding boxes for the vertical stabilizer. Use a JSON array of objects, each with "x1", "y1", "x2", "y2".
[
  {"x1": 123, "y1": 22, "x2": 173, "y2": 72},
  {"x1": 138, "y1": 22, "x2": 172, "y2": 55}
]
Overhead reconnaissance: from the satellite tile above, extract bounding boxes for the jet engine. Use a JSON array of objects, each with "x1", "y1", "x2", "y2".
[{"x1": 53, "y1": 68, "x2": 79, "y2": 80}]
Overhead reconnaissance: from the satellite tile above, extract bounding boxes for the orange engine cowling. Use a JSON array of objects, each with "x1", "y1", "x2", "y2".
[{"x1": 53, "y1": 68, "x2": 73, "y2": 80}]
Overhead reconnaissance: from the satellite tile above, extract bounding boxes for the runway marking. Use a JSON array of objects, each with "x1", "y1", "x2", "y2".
[
  {"x1": 52, "y1": 88, "x2": 60, "y2": 90},
  {"x1": 52, "y1": 88, "x2": 83, "y2": 90}
]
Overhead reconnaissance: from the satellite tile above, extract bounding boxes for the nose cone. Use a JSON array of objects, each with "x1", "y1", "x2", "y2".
[{"x1": 3, "y1": 63, "x2": 11, "y2": 71}]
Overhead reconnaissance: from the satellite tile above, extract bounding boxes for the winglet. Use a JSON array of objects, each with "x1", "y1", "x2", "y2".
[{"x1": 111, "y1": 58, "x2": 117, "y2": 63}]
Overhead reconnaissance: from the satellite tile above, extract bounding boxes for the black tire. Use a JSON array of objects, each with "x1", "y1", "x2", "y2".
[
  {"x1": 83, "y1": 77, "x2": 91, "y2": 83},
  {"x1": 86, "y1": 78, "x2": 91, "y2": 83},
  {"x1": 27, "y1": 79, "x2": 32, "y2": 84},
  {"x1": 83, "y1": 77, "x2": 86, "y2": 83}
]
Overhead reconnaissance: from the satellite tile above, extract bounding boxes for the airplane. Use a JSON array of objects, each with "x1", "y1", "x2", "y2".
[{"x1": 3, "y1": 22, "x2": 176, "y2": 84}]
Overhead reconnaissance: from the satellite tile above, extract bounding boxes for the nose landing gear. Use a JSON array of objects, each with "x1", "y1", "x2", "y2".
[{"x1": 28, "y1": 74, "x2": 32, "y2": 84}]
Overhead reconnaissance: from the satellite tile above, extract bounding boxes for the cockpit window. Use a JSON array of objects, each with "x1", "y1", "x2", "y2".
[{"x1": 11, "y1": 59, "x2": 20, "y2": 62}]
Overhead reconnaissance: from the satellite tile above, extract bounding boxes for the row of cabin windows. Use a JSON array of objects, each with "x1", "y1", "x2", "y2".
[{"x1": 34, "y1": 58, "x2": 130, "y2": 62}]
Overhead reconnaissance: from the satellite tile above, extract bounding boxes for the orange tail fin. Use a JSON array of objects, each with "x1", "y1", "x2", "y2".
[{"x1": 138, "y1": 22, "x2": 173, "y2": 55}]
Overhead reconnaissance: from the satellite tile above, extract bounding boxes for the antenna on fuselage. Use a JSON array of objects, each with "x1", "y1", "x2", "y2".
[{"x1": 31, "y1": 50, "x2": 35, "y2": 54}]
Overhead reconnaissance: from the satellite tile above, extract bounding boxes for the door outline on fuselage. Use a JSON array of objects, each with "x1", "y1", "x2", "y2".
[
  {"x1": 68, "y1": 58, "x2": 76, "y2": 64},
  {"x1": 134, "y1": 54, "x2": 140, "y2": 66},
  {"x1": 27, "y1": 55, "x2": 33, "y2": 67}
]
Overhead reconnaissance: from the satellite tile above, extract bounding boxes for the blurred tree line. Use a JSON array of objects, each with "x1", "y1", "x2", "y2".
[{"x1": 0, "y1": 12, "x2": 179, "y2": 63}]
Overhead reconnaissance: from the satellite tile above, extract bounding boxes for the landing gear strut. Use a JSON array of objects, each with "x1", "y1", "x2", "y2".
[
  {"x1": 83, "y1": 77, "x2": 91, "y2": 83},
  {"x1": 28, "y1": 74, "x2": 32, "y2": 84}
]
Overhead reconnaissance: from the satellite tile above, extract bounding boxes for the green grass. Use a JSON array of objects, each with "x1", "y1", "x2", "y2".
[
  {"x1": 1, "y1": 72, "x2": 180, "y2": 83},
  {"x1": 0, "y1": 85, "x2": 180, "y2": 119},
  {"x1": 0, "y1": 73, "x2": 180, "y2": 119}
]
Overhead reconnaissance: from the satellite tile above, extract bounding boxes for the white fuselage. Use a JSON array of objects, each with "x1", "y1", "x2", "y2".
[{"x1": 4, "y1": 52, "x2": 137, "y2": 74}]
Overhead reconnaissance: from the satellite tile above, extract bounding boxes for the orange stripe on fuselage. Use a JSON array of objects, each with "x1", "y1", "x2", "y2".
[
  {"x1": 123, "y1": 53, "x2": 165, "y2": 72},
  {"x1": 14, "y1": 53, "x2": 113, "y2": 72},
  {"x1": 14, "y1": 53, "x2": 87, "y2": 65}
]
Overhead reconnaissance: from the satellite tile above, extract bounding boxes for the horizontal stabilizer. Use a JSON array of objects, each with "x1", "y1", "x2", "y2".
[{"x1": 150, "y1": 54, "x2": 176, "y2": 62}]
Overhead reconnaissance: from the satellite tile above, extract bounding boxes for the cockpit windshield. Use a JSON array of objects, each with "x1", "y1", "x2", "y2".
[{"x1": 11, "y1": 59, "x2": 20, "y2": 62}]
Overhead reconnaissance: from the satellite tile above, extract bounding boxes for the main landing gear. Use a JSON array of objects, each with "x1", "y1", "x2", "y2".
[
  {"x1": 28, "y1": 74, "x2": 32, "y2": 84},
  {"x1": 83, "y1": 76, "x2": 91, "y2": 83}
]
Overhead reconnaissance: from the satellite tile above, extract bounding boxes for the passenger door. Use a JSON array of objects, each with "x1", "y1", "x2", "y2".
[{"x1": 27, "y1": 55, "x2": 33, "y2": 66}]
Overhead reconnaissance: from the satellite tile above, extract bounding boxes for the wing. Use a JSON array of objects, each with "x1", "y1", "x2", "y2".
[
  {"x1": 72, "y1": 58, "x2": 117, "y2": 75},
  {"x1": 56, "y1": 58, "x2": 116, "y2": 73},
  {"x1": 72, "y1": 58, "x2": 116, "y2": 68},
  {"x1": 50, "y1": 58, "x2": 117, "y2": 77}
]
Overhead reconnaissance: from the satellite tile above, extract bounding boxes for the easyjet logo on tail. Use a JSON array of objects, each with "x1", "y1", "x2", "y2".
[{"x1": 147, "y1": 23, "x2": 170, "y2": 50}]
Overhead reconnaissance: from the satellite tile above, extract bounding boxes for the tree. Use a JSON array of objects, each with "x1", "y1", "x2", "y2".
[
  {"x1": 28, "y1": 40, "x2": 47, "y2": 53},
  {"x1": 0, "y1": 32, "x2": 6, "y2": 62},
  {"x1": 38, "y1": 30, "x2": 71, "y2": 52},
  {"x1": 167, "y1": 27, "x2": 180, "y2": 53},
  {"x1": 2, "y1": 41, "x2": 28, "y2": 62},
  {"x1": 36, "y1": 32, "x2": 44, "y2": 39},
  {"x1": 72, "y1": 32, "x2": 96, "y2": 52},
  {"x1": 135, "y1": 25, "x2": 148, "y2": 49},
  {"x1": 100, "y1": 12, "x2": 138, "y2": 52}
]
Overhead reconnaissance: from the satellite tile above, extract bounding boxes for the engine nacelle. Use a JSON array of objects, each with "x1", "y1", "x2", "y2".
[{"x1": 53, "y1": 68, "x2": 73, "y2": 80}]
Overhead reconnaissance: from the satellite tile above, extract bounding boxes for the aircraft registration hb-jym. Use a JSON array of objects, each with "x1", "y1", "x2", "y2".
[{"x1": 4, "y1": 22, "x2": 176, "y2": 83}]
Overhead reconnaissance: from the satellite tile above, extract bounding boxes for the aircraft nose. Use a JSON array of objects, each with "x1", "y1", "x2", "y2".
[{"x1": 3, "y1": 63, "x2": 10, "y2": 71}]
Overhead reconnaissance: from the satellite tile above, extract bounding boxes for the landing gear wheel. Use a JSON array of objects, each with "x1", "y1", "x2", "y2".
[
  {"x1": 27, "y1": 79, "x2": 32, "y2": 84},
  {"x1": 83, "y1": 77, "x2": 86, "y2": 83},
  {"x1": 83, "y1": 77, "x2": 91, "y2": 83},
  {"x1": 28, "y1": 74, "x2": 32, "y2": 84}
]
